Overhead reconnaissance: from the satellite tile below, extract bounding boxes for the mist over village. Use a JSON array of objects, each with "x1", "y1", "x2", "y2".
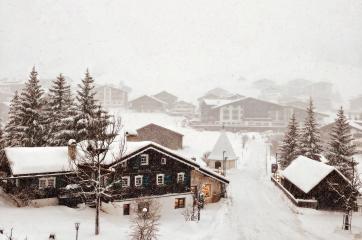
[{"x1": 1, "y1": 1, "x2": 362, "y2": 240}]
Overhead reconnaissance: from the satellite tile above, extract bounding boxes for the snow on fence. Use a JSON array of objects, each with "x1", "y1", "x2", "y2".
[{"x1": 271, "y1": 177, "x2": 318, "y2": 209}]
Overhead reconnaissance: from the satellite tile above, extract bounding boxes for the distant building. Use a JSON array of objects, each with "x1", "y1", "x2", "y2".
[
  {"x1": 195, "y1": 97, "x2": 328, "y2": 132},
  {"x1": 95, "y1": 84, "x2": 130, "y2": 109},
  {"x1": 280, "y1": 156, "x2": 353, "y2": 210},
  {"x1": 0, "y1": 80, "x2": 24, "y2": 103},
  {"x1": 129, "y1": 95, "x2": 167, "y2": 112},
  {"x1": 153, "y1": 91, "x2": 178, "y2": 108},
  {"x1": 127, "y1": 123, "x2": 183, "y2": 150},
  {"x1": 168, "y1": 100, "x2": 196, "y2": 118},
  {"x1": 198, "y1": 88, "x2": 243, "y2": 102},
  {"x1": 207, "y1": 131, "x2": 238, "y2": 170},
  {"x1": 320, "y1": 120, "x2": 362, "y2": 153}
]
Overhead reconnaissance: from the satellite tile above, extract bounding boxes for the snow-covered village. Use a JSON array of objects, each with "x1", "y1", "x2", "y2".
[{"x1": 1, "y1": 1, "x2": 362, "y2": 240}]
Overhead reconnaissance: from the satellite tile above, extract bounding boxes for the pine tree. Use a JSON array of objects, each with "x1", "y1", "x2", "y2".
[
  {"x1": 327, "y1": 107, "x2": 357, "y2": 180},
  {"x1": 0, "y1": 119, "x2": 4, "y2": 150},
  {"x1": 279, "y1": 114, "x2": 300, "y2": 169},
  {"x1": 16, "y1": 67, "x2": 46, "y2": 147},
  {"x1": 75, "y1": 69, "x2": 99, "y2": 141},
  {"x1": 4, "y1": 91, "x2": 22, "y2": 147},
  {"x1": 45, "y1": 74, "x2": 77, "y2": 145},
  {"x1": 299, "y1": 98, "x2": 322, "y2": 161}
]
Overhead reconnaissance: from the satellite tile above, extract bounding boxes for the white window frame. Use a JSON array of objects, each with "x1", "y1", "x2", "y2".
[
  {"x1": 177, "y1": 172, "x2": 185, "y2": 183},
  {"x1": 39, "y1": 177, "x2": 56, "y2": 189},
  {"x1": 156, "y1": 174, "x2": 165, "y2": 185},
  {"x1": 135, "y1": 175, "x2": 143, "y2": 187},
  {"x1": 161, "y1": 157, "x2": 167, "y2": 165},
  {"x1": 140, "y1": 154, "x2": 149, "y2": 165},
  {"x1": 121, "y1": 176, "x2": 130, "y2": 188}
]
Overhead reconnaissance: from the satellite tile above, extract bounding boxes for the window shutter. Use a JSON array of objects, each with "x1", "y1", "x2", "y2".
[
  {"x1": 143, "y1": 176, "x2": 150, "y2": 186},
  {"x1": 164, "y1": 175, "x2": 172, "y2": 185}
]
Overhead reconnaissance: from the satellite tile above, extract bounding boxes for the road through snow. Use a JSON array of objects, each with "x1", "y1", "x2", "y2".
[{"x1": 204, "y1": 134, "x2": 322, "y2": 240}]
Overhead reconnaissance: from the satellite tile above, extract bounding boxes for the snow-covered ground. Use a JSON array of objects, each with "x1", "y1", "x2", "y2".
[{"x1": 1, "y1": 111, "x2": 362, "y2": 240}]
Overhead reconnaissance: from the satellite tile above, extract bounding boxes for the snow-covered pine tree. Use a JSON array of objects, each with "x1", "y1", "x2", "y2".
[
  {"x1": 279, "y1": 113, "x2": 300, "y2": 169},
  {"x1": 75, "y1": 69, "x2": 99, "y2": 141},
  {"x1": 0, "y1": 119, "x2": 4, "y2": 150},
  {"x1": 4, "y1": 91, "x2": 22, "y2": 146},
  {"x1": 45, "y1": 74, "x2": 77, "y2": 146},
  {"x1": 299, "y1": 98, "x2": 323, "y2": 161},
  {"x1": 16, "y1": 67, "x2": 46, "y2": 147},
  {"x1": 327, "y1": 107, "x2": 357, "y2": 180}
]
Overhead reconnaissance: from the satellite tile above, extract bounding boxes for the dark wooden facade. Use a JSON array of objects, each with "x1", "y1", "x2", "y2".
[
  {"x1": 111, "y1": 147, "x2": 193, "y2": 199},
  {"x1": 129, "y1": 123, "x2": 183, "y2": 150},
  {"x1": 153, "y1": 91, "x2": 178, "y2": 107},
  {"x1": 281, "y1": 170, "x2": 353, "y2": 210}
]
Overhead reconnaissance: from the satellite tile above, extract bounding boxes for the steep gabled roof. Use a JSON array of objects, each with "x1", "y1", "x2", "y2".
[
  {"x1": 211, "y1": 97, "x2": 282, "y2": 110},
  {"x1": 208, "y1": 131, "x2": 237, "y2": 161},
  {"x1": 153, "y1": 91, "x2": 178, "y2": 102},
  {"x1": 109, "y1": 141, "x2": 229, "y2": 184},
  {"x1": 129, "y1": 95, "x2": 168, "y2": 105},
  {"x1": 281, "y1": 156, "x2": 349, "y2": 194},
  {"x1": 137, "y1": 123, "x2": 184, "y2": 137}
]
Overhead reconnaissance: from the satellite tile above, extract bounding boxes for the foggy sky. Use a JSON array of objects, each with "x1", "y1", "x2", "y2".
[{"x1": 1, "y1": 0, "x2": 362, "y2": 102}]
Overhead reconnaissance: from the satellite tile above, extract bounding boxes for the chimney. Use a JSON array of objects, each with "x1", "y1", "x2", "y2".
[{"x1": 68, "y1": 139, "x2": 77, "y2": 161}]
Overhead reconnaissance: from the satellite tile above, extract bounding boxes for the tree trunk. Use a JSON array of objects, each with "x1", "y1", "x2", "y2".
[{"x1": 95, "y1": 195, "x2": 100, "y2": 235}]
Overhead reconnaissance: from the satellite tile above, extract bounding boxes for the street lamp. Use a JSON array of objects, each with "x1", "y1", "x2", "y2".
[
  {"x1": 222, "y1": 150, "x2": 227, "y2": 176},
  {"x1": 74, "y1": 222, "x2": 80, "y2": 240}
]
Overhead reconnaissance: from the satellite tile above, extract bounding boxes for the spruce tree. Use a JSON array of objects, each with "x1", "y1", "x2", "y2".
[
  {"x1": 45, "y1": 74, "x2": 77, "y2": 145},
  {"x1": 327, "y1": 107, "x2": 357, "y2": 180},
  {"x1": 0, "y1": 119, "x2": 4, "y2": 150},
  {"x1": 16, "y1": 67, "x2": 46, "y2": 147},
  {"x1": 279, "y1": 114, "x2": 300, "y2": 169},
  {"x1": 75, "y1": 69, "x2": 99, "y2": 141},
  {"x1": 4, "y1": 91, "x2": 22, "y2": 146},
  {"x1": 299, "y1": 98, "x2": 323, "y2": 161}
]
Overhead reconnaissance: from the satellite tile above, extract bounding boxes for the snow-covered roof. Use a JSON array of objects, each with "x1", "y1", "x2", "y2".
[
  {"x1": 208, "y1": 131, "x2": 237, "y2": 161},
  {"x1": 202, "y1": 98, "x2": 235, "y2": 107},
  {"x1": 4, "y1": 147, "x2": 73, "y2": 176},
  {"x1": 281, "y1": 156, "x2": 346, "y2": 194},
  {"x1": 137, "y1": 123, "x2": 184, "y2": 136}
]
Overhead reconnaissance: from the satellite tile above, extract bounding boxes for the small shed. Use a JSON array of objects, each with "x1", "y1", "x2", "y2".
[
  {"x1": 128, "y1": 123, "x2": 183, "y2": 150},
  {"x1": 281, "y1": 156, "x2": 353, "y2": 210},
  {"x1": 207, "y1": 131, "x2": 237, "y2": 170}
]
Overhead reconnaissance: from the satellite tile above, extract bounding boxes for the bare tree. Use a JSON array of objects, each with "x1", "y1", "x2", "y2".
[
  {"x1": 327, "y1": 158, "x2": 361, "y2": 230},
  {"x1": 130, "y1": 198, "x2": 161, "y2": 240},
  {"x1": 69, "y1": 115, "x2": 126, "y2": 235},
  {"x1": 201, "y1": 151, "x2": 211, "y2": 166}
]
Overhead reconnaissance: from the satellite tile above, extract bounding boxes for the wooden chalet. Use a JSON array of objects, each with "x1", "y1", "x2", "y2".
[
  {"x1": 194, "y1": 97, "x2": 328, "y2": 132},
  {"x1": 109, "y1": 141, "x2": 229, "y2": 206},
  {"x1": 129, "y1": 95, "x2": 167, "y2": 112},
  {"x1": 0, "y1": 146, "x2": 76, "y2": 206},
  {"x1": 280, "y1": 156, "x2": 353, "y2": 210},
  {"x1": 153, "y1": 91, "x2": 178, "y2": 108},
  {"x1": 168, "y1": 100, "x2": 196, "y2": 118},
  {"x1": 127, "y1": 123, "x2": 183, "y2": 150},
  {"x1": 94, "y1": 84, "x2": 130, "y2": 109}
]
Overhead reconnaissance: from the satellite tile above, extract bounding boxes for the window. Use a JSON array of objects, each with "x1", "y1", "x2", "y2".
[
  {"x1": 177, "y1": 172, "x2": 185, "y2": 183},
  {"x1": 222, "y1": 108, "x2": 229, "y2": 120},
  {"x1": 122, "y1": 176, "x2": 130, "y2": 188},
  {"x1": 161, "y1": 157, "x2": 167, "y2": 165},
  {"x1": 39, "y1": 177, "x2": 56, "y2": 189},
  {"x1": 175, "y1": 198, "x2": 185, "y2": 208},
  {"x1": 141, "y1": 154, "x2": 149, "y2": 165},
  {"x1": 156, "y1": 174, "x2": 165, "y2": 185},
  {"x1": 123, "y1": 204, "x2": 130, "y2": 215},
  {"x1": 202, "y1": 184, "x2": 211, "y2": 198},
  {"x1": 135, "y1": 175, "x2": 143, "y2": 187},
  {"x1": 232, "y1": 109, "x2": 239, "y2": 120}
]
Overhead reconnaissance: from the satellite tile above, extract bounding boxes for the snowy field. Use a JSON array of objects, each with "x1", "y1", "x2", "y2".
[{"x1": 1, "y1": 111, "x2": 362, "y2": 240}]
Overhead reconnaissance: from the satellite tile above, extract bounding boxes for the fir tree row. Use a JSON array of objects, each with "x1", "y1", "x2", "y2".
[
  {"x1": 2, "y1": 67, "x2": 111, "y2": 147},
  {"x1": 279, "y1": 98, "x2": 356, "y2": 180}
]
